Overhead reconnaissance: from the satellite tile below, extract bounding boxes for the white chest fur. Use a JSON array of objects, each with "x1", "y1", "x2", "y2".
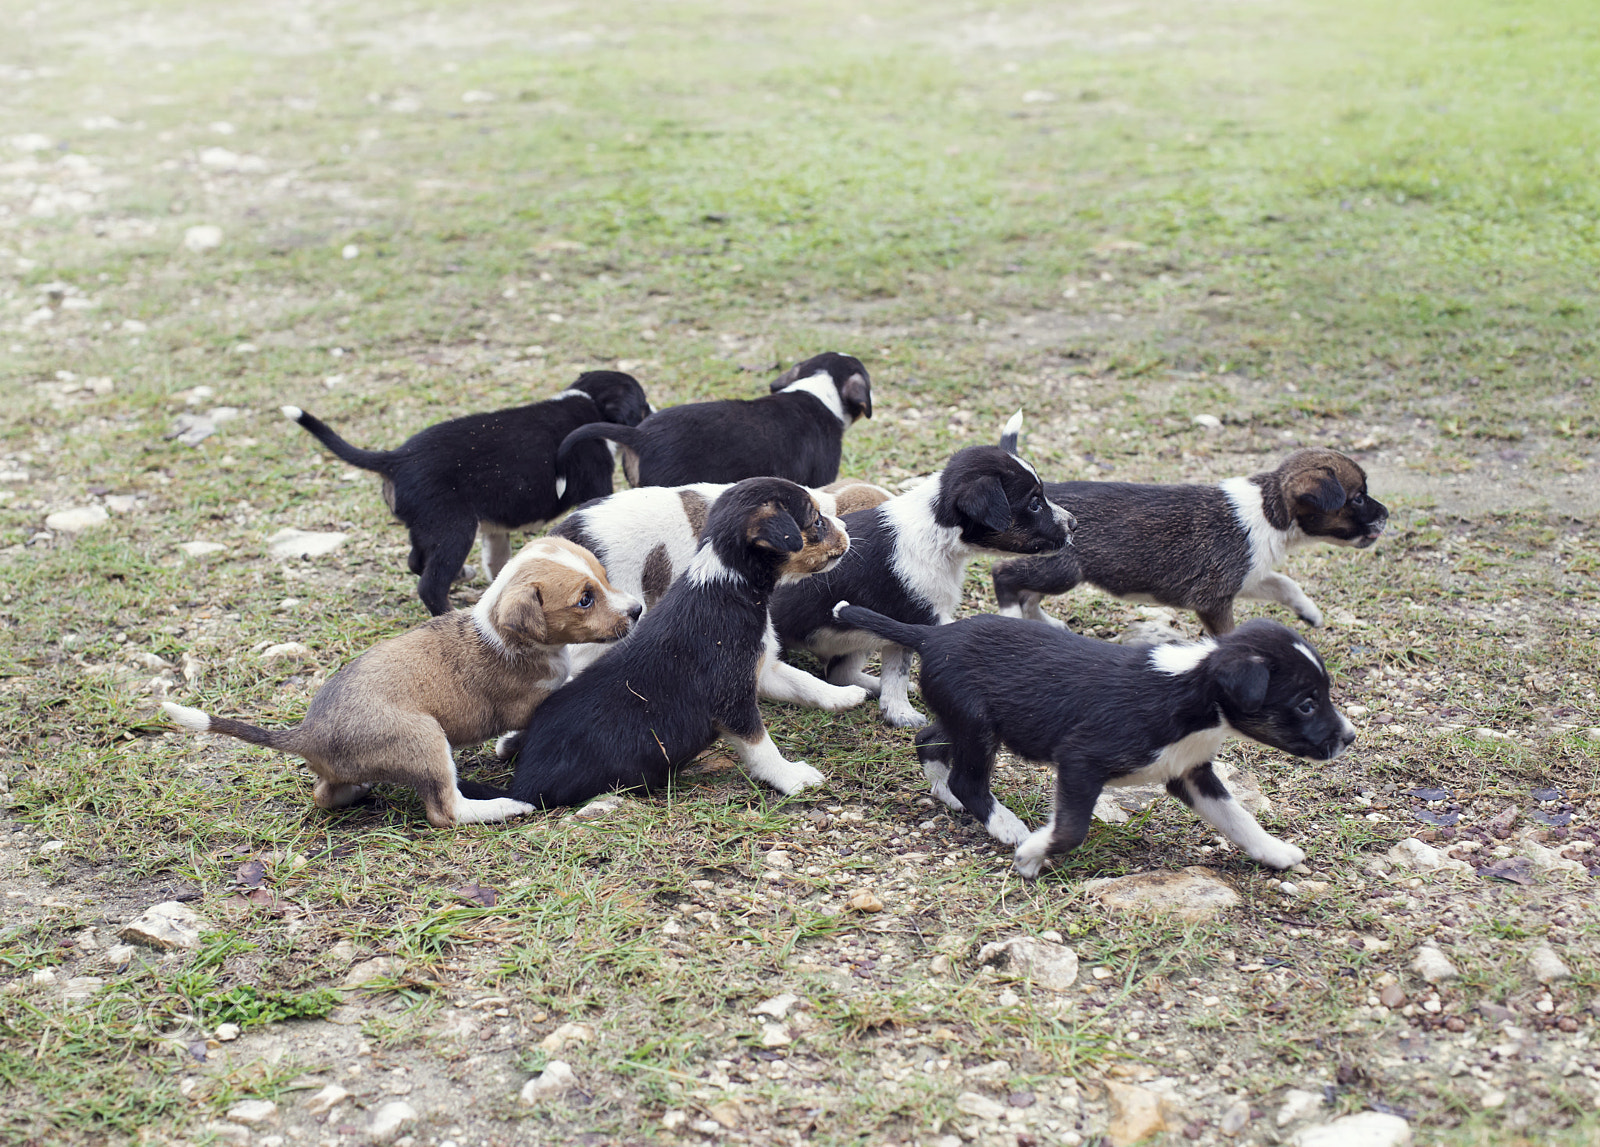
[
  {"x1": 1219, "y1": 477, "x2": 1300, "y2": 594},
  {"x1": 883, "y1": 478, "x2": 967, "y2": 620},
  {"x1": 1105, "y1": 717, "x2": 1234, "y2": 789}
]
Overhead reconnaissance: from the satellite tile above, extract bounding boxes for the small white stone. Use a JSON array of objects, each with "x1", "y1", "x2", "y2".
[
  {"x1": 214, "y1": 1022, "x2": 241, "y2": 1042},
  {"x1": 520, "y1": 1061, "x2": 577, "y2": 1102},
  {"x1": 177, "y1": 541, "x2": 227, "y2": 557},
  {"x1": 183, "y1": 225, "x2": 224, "y2": 253},
  {"x1": 955, "y1": 1091, "x2": 1008, "y2": 1120},
  {"x1": 759, "y1": 1023, "x2": 792, "y2": 1047},
  {"x1": 1193, "y1": 413, "x2": 1223, "y2": 430},
  {"x1": 38, "y1": 840, "x2": 64, "y2": 853},
  {"x1": 975, "y1": 935, "x2": 1079, "y2": 990},
  {"x1": 31, "y1": 968, "x2": 59, "y2": 985},
  {"x1": 266, "y1": 528, "x2": 348, "y2": 560},
  {"x1": 119, "y1": 901, "x2": 208, "y2": 951},
  {"x1": 751, "y1": 993, "x2": 800, "y2": 1019},
  {"x1": 1410, "y1": 946, "x2": 1459, "y2": 984},
  {"x1": 260, "y1": 642, "x2": 312, "y2": 667},
  {"x1": 1276, "y1": 1088, "x2": 1324, "y2": 1127},
  {"x1": 1291, "y1": 1111, "x2": 1412, "y2": 1147},
  {"x1": 303, "y1": 1083, "x2": 349, "y2": 1115},
  {"x1": 341, "y1": 244, "x2": 359, "y2": 259},
  {"x1": 226, "y1": 1098, "x2": 277, "y2": 1124},
  {"x1": 44, "y1": 506, "x2": 109, "y2": 534},
  {"x1": 368, "y1": 1099, "x2": 417, "y2": 1141},
  {"x1": 342, "y1": 956, "x2": 400, "y2": 988},
  {"x1": 539, "y1": 1022, "x2": 594, "y2": 1053},
  {"x1": 1528, "y1": 943, "x2": 1572, "y2": 984},
  {"x1": 104, "y1": 495, "x2": 137, "y2": 513},
  {"x1": 103, "y1": 943, "x2": 138, "y2": 968}
]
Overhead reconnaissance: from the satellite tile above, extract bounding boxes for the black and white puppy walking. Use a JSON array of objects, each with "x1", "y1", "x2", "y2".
[
  {"x1": 771, "y1": 434, "x2": 1074, "y2": 727},
  {"x1": 831, "y1": 606, "x2": 1355, "y2": 876},
  {"x1": 283, "y1": 371, "x2": 651, "y2": 615},
  {"x1": 992, "y1": 447, "x2": 1388, "y2": 635},
  {"x1": 555, "y1": 352, "x2": 871, "y2": 487},
  {"x1": 503, "y1": 478, "x2": 851, "y2": 808}
]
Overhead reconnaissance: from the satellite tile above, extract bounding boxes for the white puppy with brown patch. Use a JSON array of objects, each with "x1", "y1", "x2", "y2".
[{"x1": 162, "y1": 538, "x2": 641, "y2": 827}]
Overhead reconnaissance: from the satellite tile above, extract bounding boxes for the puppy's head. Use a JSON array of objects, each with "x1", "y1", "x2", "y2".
[
  {"x1": 771, "y1": 352, "x2": 872, "y2": 422},
  {"x1": 475, "y1": 537, "x2": 642, "y2": 650},
  {"x1": 711, "y1": 477, "x2": 850, "y2": 582},
  {"x1": 933, "y1": 445, "x2": 1074, "y2": 554},
  {"x1": 1209, "y1": 619, "x2": 1355, "y2": 761},
  {"x1": 817, "y1": 477, "x2": 894, "y2": 517},
  {"x1": 1273, "y1": 448, "x2": 1387, "y2": 548},
  {"x1": 572, "y1": 370, "x2": 651, "y2": 427}
]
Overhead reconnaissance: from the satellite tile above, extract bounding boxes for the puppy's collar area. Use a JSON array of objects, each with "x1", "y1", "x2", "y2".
[
  {"x1": 551, "y1": 388, "x2": 590, "y2": 402},
  {"x1": 1149, "y1": 639, "x2": 1217, "y2": 676},
  {"x1": 779, "y1": 372, "x2": 850, "y2": 425},
  {"x1": 1221, "y1": 476, "x2": 1292, "y2": 568}
]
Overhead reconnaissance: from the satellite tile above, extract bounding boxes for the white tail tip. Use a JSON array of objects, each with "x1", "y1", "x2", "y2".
[
  {"x1": 281, "y1": 405, "x2": 303, "y2": 422},
  {"x1": 554, "y1": 475, "x2": 567, "y2": 499},
  {"x1": 831, "y1": 600, "x2": 851, "y2": 620},
  {"x1": 162, "y1": 701, "x2": 211, "y2": 732},
  {"x1": 1003, "y1": 409, "x2": 1024, "y2": 439}
]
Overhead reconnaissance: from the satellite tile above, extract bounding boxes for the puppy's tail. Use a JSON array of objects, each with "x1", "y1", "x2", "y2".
[
  {"x1": 557, "y1": 422, "x2": 644, "y2": 470},
  {"x1": 161, "y1": 702, "x2": 300, "y2": 753},
  {"x1": 999, "y1": 409, "x2": 1024, "y2": 454},
  {"x1": 281, "y1": 406, "x2": 393, "y2": 474},
  {"x1": 831, "y1": 602, "x2": 933, "y2": 652}
]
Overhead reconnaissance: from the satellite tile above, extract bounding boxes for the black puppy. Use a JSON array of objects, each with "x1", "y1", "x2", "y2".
[
  {"x1": 555, "y1": 351, "x2": 870, "y2": 487},
  {"x1": 503, "y1": 477, "x2": 851, "y2": 808},
  {"x1": 283, "y1": 371, "x2": 650, "y2": 615},
  {"x1": 992, "y1": 447, "x2": 1388, "y2": 635},
  {"x1": 770, "y1": 442, "x2": 1073, "y2": 727},
  {"x1": 831, "y1": 606, "x2": 1354, "y2": 876}
]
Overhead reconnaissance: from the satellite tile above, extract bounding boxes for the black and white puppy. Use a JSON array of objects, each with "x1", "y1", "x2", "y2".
[
  {"x1": 503, "y1": 477, "x2": 851, "y2": 808},
  {"x1": 283, "y1": 371, "x2": 651, "y2": 615},
  {"x1": 831, "y1": 607, "x2": 1354, "y2": 875},
  {"x1": 992, "y1": 447, "x2": 1388, "y2": 635},
  {"x1": 770, "y1": 442, "x2": 1074, "y2": 727},
  {"x1": 550, "y1": 477, "x2": 892, "y2": 707},
  {"x1": 555, "y1": 352, "x2": 871, "y2": 487}
]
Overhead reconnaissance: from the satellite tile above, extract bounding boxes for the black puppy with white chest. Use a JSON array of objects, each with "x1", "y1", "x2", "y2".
[
  {"x1": 284, "y1": 371, "x2": 650, "y2": 615},
  {"x1": 832, "y1": 606, "x2": 1355, "y2": 876},
  {"x1": 770, "y1": 441, "x2": 1073, "y2": 727},
  {"x1": 503, "y1": 477, "x2": 851, "y2": 808},
  {"x1": 556, "y1": 351, "x2": 871, "y2": 487}
]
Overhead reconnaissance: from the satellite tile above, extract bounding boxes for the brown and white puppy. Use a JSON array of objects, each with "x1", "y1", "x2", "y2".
[
  {"x1": 550, "y1": 476, "x2": 893, "y2": 705},
  {"x1": 162, "y1": 538, "x2": 642, "y2": 827},
  {"x1": 489, "y1": 478, "x2": 851, "y2": 806},
  {"x1": 993, "y1": 447, "x2": 1387, "y2": 635}
]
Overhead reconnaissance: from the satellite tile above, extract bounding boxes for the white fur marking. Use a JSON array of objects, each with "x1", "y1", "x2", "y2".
[
  {"x1": 1149, "y1": 639, "x2": 1216, "y2": 676},
  {"x1": 162, "y1": 701, "x2": 211, "y2": 732},
  {"x1": 1010, "y1": 452, "x2": 1039, "y2": 482},
  {"x1": 685, "y1": 544, "x2": 736, "y2": 587},
  {"x1": 1295, "y1": 642, "x2": 1323, "y2": 673},
  {"x1": 1002, "y1": 409, "x2": 1023, "y2": 442},
  {"x1": 555, "y1": 474, "x2": 567, "y2": 499},
  {"x1": 1013, "y1": 813, "x2": 1056, "y2": 878},
  {"x1": 985, "y1": 803, "x2": 1031, "y2": 846},
  {"x1": 779, "y1": 371, "x2": 847, "y2": 425},
  {"x1": 551, "y1": 388, "x2": 588, "y2": 402},
  {"x1": 881, "y1": 476, "x2": 972, "y2": 620},
  {"x1": 1183, "y1": 775, "x2": 1304, "y2": 868},
  {"x1": 728, "y1": 730, "x2": 824, "y2": 794},
  {"x1": 1109, "y1": 718, "x2": 1234, "y2": 789},
  {"x1": 452, "y1": 794, "x2": 538, "y2": 825},
  {"x1": 921, "y1": 758, "x2": 965, "y2": 812},
  {"x1": 281, "y1": 405, "x2": 303, "y2": 422}
]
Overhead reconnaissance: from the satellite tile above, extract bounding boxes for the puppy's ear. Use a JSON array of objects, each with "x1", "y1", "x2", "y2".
[
  {"x1": 841, "y1": 372, "x2": 871, "y2": 419},
  {"x1": 954, "y1": 475, "x2": 1012, "y2": 535},
  {"x1": 746, "y1": 506, "x2": 804, "y2": 554},
  {"x1": 1292, "y1": 468, "x2": 1347, "y2": 513},
  {"x1": 1215, "y1": 653, "x2": 1270, "y2": 713},
  {"x1": 769, "y1": 362, "x2": 804, "y2": 393},
  {"x1": 492, "y1": 580, "x2": 548, "y2": 645}
]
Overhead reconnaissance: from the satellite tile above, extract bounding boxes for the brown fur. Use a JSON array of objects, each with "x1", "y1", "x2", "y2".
[
  {"x1": 164, "y1": 538, "x2": 640, "y2": 828},
  {"x1": 820, "y1": 477, "x2": 894, "y2": 516}
]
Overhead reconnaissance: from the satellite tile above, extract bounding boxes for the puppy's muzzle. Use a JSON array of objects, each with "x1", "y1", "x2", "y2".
[
  {"x1": 1322, "y1": 713, "x2": 1358, "y2": 759},
  {"x1": 1051, "y1": 501, "x2": 1077, "y2": 542},
  {"x1": 1356, "y1": 516, "x2": 1388, "y2": 548}
]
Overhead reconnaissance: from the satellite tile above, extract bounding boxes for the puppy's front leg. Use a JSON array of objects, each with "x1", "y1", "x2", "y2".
[
  {"x1": 1013, "y1": 765, "x2": 1102, "y2": 879},
  {"x1": 758, "y1": 659, "x2": 870, "y2": 711},
  {"x1": 1247, "y1": 571, "x2": 1323, "y2": 628},
  {"x1": 721, "y1": 726, "x2": 825, "y2": 796},
  {"x1": 1168, "y1": 761, "x2": 1304, "y2": 869},
  {"x1": 877, "y1": 644, "x2": 927, "y2": 728}
]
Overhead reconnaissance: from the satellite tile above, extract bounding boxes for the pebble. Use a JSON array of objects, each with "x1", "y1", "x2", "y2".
[
  {"x1": 539, "y1": 1021, "x2": 594, "y2": 1053},
  {"x1": 119, "y1": 901, "x2": 208, "y2": 950},
  {"x1": 750, "y1": 993, "x2": 800, "y2": 1020},
  {"x1": 214, "y1": 1023, "x2": 240, "y2": 1041},
  {"x1": 267, "y1": 528, "x2": 348, "y2": 560},
  {"x1": 1410, "y1": 946, "x2": 1459, "y2": 984},
  {"x1": 847, "y1": 890, "x2": 884, "y2": 913},
  {"x1": 975, "y1": 935, "x2": 1079, "y2": 990},
  {"x1": 103, "y1": 943, "x2": 137, "y2": 968},
  {"x1": 177, "y1": 541, "x2": 228, "y2": 557},
  {"x1": 1385, "y1": 838, "x2": 1472, "y2": 875},
  {"x1": 226, "y1": 1099, "x2": 277, "y2": 1124},
  {"x1": 368, "y1": 1100, "x2": 417, "y2": 1141},
  {"x1": 260, "y1": 642, "x2": 312, "y2": 666},
  {"x1": 44, "y1": 506, "x2": 109, "y2": 534},
  {"x1": 1527, "y1": 943, "x2": 1572, "y2": 983},
  {"x1": 955, "y1": 1091, "x2": 1007, "y2": 1121},
  {"x1": 1085, "y1": 867, "x2": 1241, "y2": 922},
  {"x1": 1193, "y1": 413, "x2": 1223, "y2": 429},
  {"x1": 303, "y1": 1083, "x2": 349, "y2": 1115},
  {"x1": 1220, "y1": 1099, "x2": 1251, "y2": 1135},
  {"x1": 183, "y1": 224, "x2": 224, "y2": 253},
  {"x1": 1291, "y1": 1111, "x2": 1412, "y2": 1147},
  {"x1": 565, "y1": 793, "x2": 630, "y2": 821},
  {"x1": 342, "y1": 956, "x2": 401, "y2": 988},
  {"x1": 1378, "y1": 984, "x2": 1405, "y2": 1008},
  {"x1": 520, "y1": 1061, "x2": 577, "y2": 1102},
  {"x1": 1104, "y1": 1080, "x2": 1169, "y2": 1146},
  {"x1": 1275, "y1": 1089, "x2": 1323, "y2": 1127}
]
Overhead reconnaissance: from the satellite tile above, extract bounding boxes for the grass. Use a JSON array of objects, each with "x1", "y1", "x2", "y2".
[{"x1": 2, "y1": 0, "x2": 1597, "y2": 1143}]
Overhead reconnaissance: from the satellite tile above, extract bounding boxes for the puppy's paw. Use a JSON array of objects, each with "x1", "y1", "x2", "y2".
[
  {"x1": 1297, "y1": 604, "x2": 1324, "y2": 628},
  {"x1": 509, "y1": 800, "x2": 538, "y2": 818},
  {"x1": 1013, "y1": 828, "x2": 1056, "y2": 879},
  {"x1": 881, "y1": 704, "x2": 929, "y2": 729},
  {"x1": 985, "y1": 804, "x2": 1031, "y2": 846},
  {"x1": 769, "y1": 760, "x2": 826, "y2": 795},
  {"x1": 928, "y1": 777, "x2": 965, "y2": 813},
  {"x1": 494, "y1": 731, "x2": 524, "y2": 760},
  {"x1": 817, "y1": 684, "x2": 870, "y2": 712},
  {"x1": 1252, "y1": 838, "x2": 1306, "y2": 870}
]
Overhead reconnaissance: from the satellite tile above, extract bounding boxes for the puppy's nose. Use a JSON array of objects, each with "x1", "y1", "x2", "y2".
[{"x1": 627, "y1": 602, "x2": 643, "y2": 621}]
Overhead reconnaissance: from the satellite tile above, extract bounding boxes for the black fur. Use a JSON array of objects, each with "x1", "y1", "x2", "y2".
[
  {"x1": 833, "y1": 606, "x2": 1354, "y2": 875},
  {"x1": 284, "y1": 371, "x2": 650, "y2": 615},
  {"x1": 769, "y1": 444, "x2": 1072, "y2": 726},
  {"x1": 503, "y1": 478, "x2": 846, "y2": 808},
  {"x1": 555, "y1": 352, "x2": 871, "y2": 487}
]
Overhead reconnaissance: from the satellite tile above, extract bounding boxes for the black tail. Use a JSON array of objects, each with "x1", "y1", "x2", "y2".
[
  {"x1": 556, "y1": 422, "x2": 647, "y2": 469},
  {"x1": 830, "y1": 602, "x2": 935, "y2": 652},
  {"x1": 281, "y1": 406, "x2": 394, "y2": 473},
  {"x1": 999, "y1": 409, "x2": 1023, "y2": 454},
  {"x1": 161, "y1": 701, "x2": 301, "y2": 752}
]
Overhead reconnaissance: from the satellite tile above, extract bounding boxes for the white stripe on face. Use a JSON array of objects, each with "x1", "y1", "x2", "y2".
[{"x1": 1294, "y1": 641, "x2": 1324, "y2": 675}]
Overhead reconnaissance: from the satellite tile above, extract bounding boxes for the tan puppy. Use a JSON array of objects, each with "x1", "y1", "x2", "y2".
[{"x1": 162, "y1": 538, "x2": 641, "y2": 827}]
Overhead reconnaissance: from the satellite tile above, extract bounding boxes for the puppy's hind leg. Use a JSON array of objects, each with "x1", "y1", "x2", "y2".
[
  {"x1": 877, "y1": 645, "x2": 927, "y2": 728},
  {"x1": 993, "y1": 552, "x2": 1078, "y2": 628},
  {"x1": 722, "y1": 727, "x2": 824, "y2": 795},
  {"x1": 915, "y1": 723, "x2": 964, "y2": 812},
  {"x1": 479, "y1": 524, "x2": 514, "y2": 583},
  {"x1": 416, "y1": 516, "x2": 479, "y2": 616},
  {"x1": 825, "y1": 650, "x2": 880, "y2": 695},
  {"x1": 313, "y1": 779, "x2": 374, "y2": 809},
  {"x1": 759, "y1": 659, "x2": 870, "y2": 711},
  {"x1": 415, "y1": 733, "x2": 535, "y2": 827},
  {"x1": 1168, "y1": 761, "x2": 1304, "y2": 869},
  {"x1": 935, "y1": 721, "x2": 1029, "y2": 846}
]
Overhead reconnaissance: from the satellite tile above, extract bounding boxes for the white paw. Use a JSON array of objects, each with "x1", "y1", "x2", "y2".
[
  {"x1": 1297, "y1": 604, "x2": 1324, "y2": 627},
  {"x1": 1036, "y1": 609, "x2": 1068, "y2": 630},
  {"x1": 997, "y1": 603, "x2": 1024, "y2": 620},
  {"x1": 510, "y1": 800, "x2": 537, "y2": 817},
  {"x1": 881, "y1": 703, "x2": 928, "y2": 729},
  {"x1": 1252, "y1": 839, "x2": 1306, "y2": 869},
  {"x1": 928, "y1": 777, "x2": 965, "y2": 813},
  {"x1": 769, "y1": 760, "x2": 826, "y2": 795},
  {"x1": 819, "y1": 684, "x2": 870, "y2": 712},
  {"x1": 1013, "y1": 829, "x2": 1054, "y2": 879},
  {"x1": 985, "y1": 804, "x2": 1031, "y2": 846}
]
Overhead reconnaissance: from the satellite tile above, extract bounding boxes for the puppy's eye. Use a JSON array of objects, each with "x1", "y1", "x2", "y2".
[
  {"x1": 1029, "y1": 496, "x2": 1043, "y2": 513},
  {"x1": 1350, "y1": 492, "x2": 1365, "y2": 507},
  {"x1": 578, "y1": 590, "x2": 595, "y2": 609},
  {"x1": 1296, "y1": 697, "x2": 1317, "y2": 716}
]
